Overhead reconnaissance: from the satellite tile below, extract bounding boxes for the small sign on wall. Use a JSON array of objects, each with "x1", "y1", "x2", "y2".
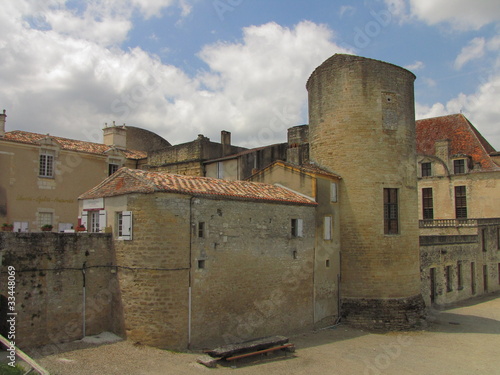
[{"x1": 83, "y1": 198, "x2": 104, "y2": 211}]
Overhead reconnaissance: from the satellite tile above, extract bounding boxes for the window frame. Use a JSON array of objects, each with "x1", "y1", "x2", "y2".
[
  {"x1": 453, "y1": 159, "x2": 466, "y2": 174},
  {"x1": 39, "y1": 150, "x2": 55, "y2": 178},
  {"x1": 291, "y1": 218, "x2": 303, "y2": 238},
  {"x1": 323, "y1": 216, "x2": 332, "y2": 240},
  {"x1": 454, "y1": 186, "x2": 467, "y2": 219},
  {"x1": 421, "y1": 162, "x2": 432, "y2": 177},
  {"x1": 383, "y1": 188, "x2": 399, "y2": 235},
  {"x1": 422, "y1": 187, "x2": 434, "y2": 220}
]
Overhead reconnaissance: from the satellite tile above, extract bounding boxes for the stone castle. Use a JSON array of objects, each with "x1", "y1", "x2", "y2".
[{"x1": 1, "y1": 54, "x2": 499, "y2": 351}]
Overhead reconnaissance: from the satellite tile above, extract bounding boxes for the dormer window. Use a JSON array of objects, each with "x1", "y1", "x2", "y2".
[
  {"x1": 421, "y1": 162, "x2": 432, "y2": 177},
  {"x1": 39, "y1": 149, "x2": 55, "y2": 177},
  {"x1": 453, "y1": 159, "x2": 466, "y2": 174},
  {"x1": 107, "y1": 157, "x2": 124, "y2": 176}
]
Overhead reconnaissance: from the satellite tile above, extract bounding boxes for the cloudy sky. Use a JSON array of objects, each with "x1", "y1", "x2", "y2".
[{"x1": 1, "y1": 0, "x2": 499, "y2": 149}]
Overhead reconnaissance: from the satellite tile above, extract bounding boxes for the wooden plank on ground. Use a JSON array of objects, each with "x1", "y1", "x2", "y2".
[
  {"x1": 207, "y1": 335, "x2": 289, "y2": 358},
  {"x1": 226, "y1": 343, "x2": 295, "y2": 361}
]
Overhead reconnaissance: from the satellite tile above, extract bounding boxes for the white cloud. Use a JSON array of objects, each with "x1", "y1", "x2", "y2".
[
  {"x1": 339, "y1": 6, "x2": 356, "y2": 18},
  {"x1": 386, "y1": 0, "x2": 500, "y2": 30},
  {"x1": 405, "y1": 61, "x2": 425, "y2": 71},
  {"x1": 409, "y1": 0, "x2": 500, "y2": 30},
  {"x1": 455, "y1": 37, "x2": 486, "y2": 70},
  {"x1": 416, "y1": 73, "x2": 500, "y2": 149}
]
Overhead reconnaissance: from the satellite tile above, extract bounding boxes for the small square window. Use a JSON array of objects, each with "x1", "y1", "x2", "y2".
[
  {"x1": 454, "y1": 159, "x2": 466, "y2": 174},
  {"x1": 198, "y1": 259, "x2": 206, "y2": 269},
  {"x1": 421, "y1": 162, "x2": 432, "y2": 177}
]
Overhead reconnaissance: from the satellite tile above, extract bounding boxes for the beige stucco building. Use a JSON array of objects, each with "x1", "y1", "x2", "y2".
[{"x1": 0, "y1": 114, "x2": 174, "y2": 232}]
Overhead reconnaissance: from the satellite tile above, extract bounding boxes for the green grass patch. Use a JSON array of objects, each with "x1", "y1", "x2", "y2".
[{"x1": 0, "y1": 362, "x2": 26, "y2": 375}]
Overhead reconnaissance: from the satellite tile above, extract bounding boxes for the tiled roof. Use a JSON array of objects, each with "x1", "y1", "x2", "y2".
[
  {"x1": 79, "y1": 167, "x2": 317, "y2": 206},
  {"x1": 416, "y1": 114, "x2": 499, "y2": 171},
  {"x1": 249, "y1": 160, "x2": 341, "y2": 180},
  {"x1": 3, "y1": 130, "x2": 147, "y2": 159}
]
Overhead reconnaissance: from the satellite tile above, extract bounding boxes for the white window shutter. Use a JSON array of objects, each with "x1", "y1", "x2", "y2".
[
  {"x1": 297, "y1": 219, "x2": 303, "y2": 238},
  {"x1": 81, "y1": 211, "x2": 88, "y2": 230},
  {"x1": 324, "y1": 216, "x2": 332, "y2": 240},
  {"x1": 99, "y1": 210, "x2": 107, "y2": 232},
  {"x1": 331, "y1": 182, "x2": 338, "y2": 202},
  {"x1": 121, "y1": 211, "x2": 133, "y2": 240}
]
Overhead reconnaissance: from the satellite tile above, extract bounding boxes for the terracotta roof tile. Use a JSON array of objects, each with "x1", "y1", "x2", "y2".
[
  {"x1": 416, "y1": 114, "x2": 499, "y2": 171},
  {"x1": 3, "y1": 130, "x2": 147, "y2": 159},
  {"x1": 79, "y1": 168, "x2": 317, "y2": 206}
]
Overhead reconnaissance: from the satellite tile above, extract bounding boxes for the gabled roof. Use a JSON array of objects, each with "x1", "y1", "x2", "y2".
[
  {"x1": 249, "y1": 160, "x2": 342, "y2": 180},
  {"x1": 2, "y1": 130, "x2": 147, "y2": 159},
  {"x1": 416, "y1": 114, "x2": 499, "y2": 171},
  {"x1": 79, "y1": 167, "x2": 317, "y2": 206},
  {"x1": 204, "y1": 143, "x2": 285, "y2": 164}
]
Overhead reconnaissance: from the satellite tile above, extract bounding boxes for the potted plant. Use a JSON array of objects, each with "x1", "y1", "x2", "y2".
[
  {"x1": 41, "y1": 224, "x2": 53, "y2": 232},
  {"x1": 76, "y1": 224, "x2": 86, "y2": 232},
  {"x1": 2, "y1": 223, "x2": 14, "y2": 232}
]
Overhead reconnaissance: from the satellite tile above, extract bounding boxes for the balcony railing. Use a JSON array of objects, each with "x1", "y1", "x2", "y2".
[{"x1": 419, "y1": 218, "x2": 500, "y2": 228}]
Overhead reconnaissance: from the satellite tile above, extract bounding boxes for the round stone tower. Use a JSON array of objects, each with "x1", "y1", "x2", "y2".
[{"x1": 306, "y1": 54, "x2": 425, "y2": 329}]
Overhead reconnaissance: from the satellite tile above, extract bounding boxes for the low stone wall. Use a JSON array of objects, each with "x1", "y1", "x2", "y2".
[
  {"x1": 0, "y1": 232, "x2": 123, "y2": 350},
  {"x1": 341, "y1": 295, "x2": 427, "y2": 331}
]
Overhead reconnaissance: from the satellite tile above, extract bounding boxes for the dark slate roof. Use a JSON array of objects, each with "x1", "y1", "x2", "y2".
[
  {"x1": 416, "y1": 114, "x2": 499, "y2": 171},
  {"x1": 79, "y1": 167, "x2": 317, "y2": 206}
]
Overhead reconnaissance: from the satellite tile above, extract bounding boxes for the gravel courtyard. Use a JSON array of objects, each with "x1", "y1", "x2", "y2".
[{"x1": 34, "y1": 292, "x2": 500, "y2": 375}]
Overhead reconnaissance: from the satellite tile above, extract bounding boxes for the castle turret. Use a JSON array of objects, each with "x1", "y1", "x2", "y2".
[{"x1": 306, "y1": 54, "x2": 425, "y2": 329}]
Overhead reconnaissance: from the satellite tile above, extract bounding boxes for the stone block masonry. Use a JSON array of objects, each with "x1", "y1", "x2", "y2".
[{"x1": 0, "y1": 232, "x2": 123, "y2": 349}]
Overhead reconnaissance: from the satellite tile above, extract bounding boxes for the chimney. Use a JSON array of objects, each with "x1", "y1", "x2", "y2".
[
  {"x1": 103, "y1": 121, "x2": 127, "y2": 149},
  {"x1": 0, "y1": 110, "x2": 6, "y2": 137},
  {"x1": 221, "y1": 130, "x2": 231, "y2": 156},
  {"x1": 435, "y1": 139, "x2": 450, "y2": 165}
]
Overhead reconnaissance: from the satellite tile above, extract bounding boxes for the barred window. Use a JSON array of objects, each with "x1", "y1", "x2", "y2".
[{"x1": 455, "y1": 186, "x2": 467, "y2": 219}]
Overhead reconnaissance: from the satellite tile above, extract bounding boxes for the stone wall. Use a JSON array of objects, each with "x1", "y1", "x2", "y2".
[
  {"x1": 307, "y1": 54, "x2": 425, "y2": 329},
  {"x1": 0, "y1": 232, "x2": 122, "y2": 349},
  {"x1": 420, "y1": 224, "x2": 500, "y2": 306},
  {"x1": 190, "y1": 198, "x2": 316, "y2": 349}
]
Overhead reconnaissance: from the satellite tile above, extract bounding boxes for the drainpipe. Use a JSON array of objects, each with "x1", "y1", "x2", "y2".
[
  {"x1": 188, "y1": 196, "x2": 194, "y2": 349},
  {"x1": 82, "y1": 262, "x2": 86, "y2": 338}
]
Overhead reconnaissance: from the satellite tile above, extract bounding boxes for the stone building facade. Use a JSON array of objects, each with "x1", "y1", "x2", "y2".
[
  {"x1": 78, "y1": 167, "x2": 317, "y2": 349},
  {"x1": 0, "y1": 117, "x2": 171, "y2": 232}
]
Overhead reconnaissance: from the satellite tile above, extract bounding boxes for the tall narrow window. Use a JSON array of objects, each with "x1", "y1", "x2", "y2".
[
  {"x1": 483, "y1": 265, "x2": 488, "y2": 292},
  {"x1": 384, "y1": 188, "x2": 398, "y2": 234},
  {"x1": 216, "y1": 162, "x2": 224, "y2": 179},
  {"x1": 471, "y1": 262, "x2": 476, "y2": 295},
  {"x1": 323, "y1": 216, "x2": 332, "y2": 240},
  {"x1": 291, "y1": 218, "x2": 303, "y2": 238},
  {"x1": 198, "y1": 222, "x2": 205, "y2": 238},
  {"x1": 482, "y1": 229, "x2": 487, "y2": 252},
  {"x1": 455, "y1": 186, "x2": 467, "y2": 219},
  {"x1": 453, "y1": 159, "x2": 466, "y2": 174},
  {"x1": 330, "y1": 182, "x2": 338, "y2": 202},
  {"x1": 116, "y1": 211, "x2": 132, "y2": 240},
  {"x1": 39, "y1": 150, "x2": 55, "y2": 177},
  {"x1": 421, "y1": 162, "x2": 431, "y2": 177},
  {"x1": 457, "y1": 261, "x2": 463, "y2": 290},
  {"x1": 422, "y1": 188, "x2": 434, "y2": 220},
  {"x1": 445, "y1": 265, "x2": 453, "y2": 292}
]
